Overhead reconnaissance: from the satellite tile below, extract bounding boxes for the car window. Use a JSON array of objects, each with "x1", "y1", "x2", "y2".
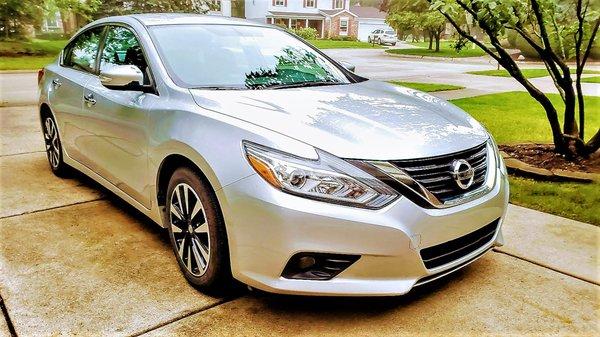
[
  {"x1": 100, "y1": 26, "x2": 151, "y2": 85},
  {"x1": 63, "y1": 27, "x2": 104, "y2": 73},
  {"x1": 149, "y1": 24, "x2": 350, "y2": 89},
  {"x1": 385, "y1": 30, "x2": 395, "y2": 35}
]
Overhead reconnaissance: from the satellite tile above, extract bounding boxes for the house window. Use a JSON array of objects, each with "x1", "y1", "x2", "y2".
[
  {"x1": 334, "y1": 0, "x2": 344, "y2": 9},
  {"x1": 274, "y1": 0, "x2": 285, "y2": 6},
  {"x1": 212, "y1": 0, "x2": 222, "y2": 12},
  {"x1": 305, "y1": 0, "x2": 316, "y2": 7},
  {"x1": 339, "y1": 18, "x2": 348, "y2": 35}
]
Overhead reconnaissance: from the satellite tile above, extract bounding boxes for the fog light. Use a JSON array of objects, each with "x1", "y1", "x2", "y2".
[
  {"x1": 282, "y1": 253, "x2": 360, "y2": 280},
  {"x1": 298, "y1": 256, "x2": 316, "y2": 269}
]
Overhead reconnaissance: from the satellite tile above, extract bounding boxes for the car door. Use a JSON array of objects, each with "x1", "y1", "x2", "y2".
[
  {"x1": 79, "y1": 25, "x2": 158, "y2": 208},
  {"x1": 48, "y1": 26, "x2": 105, "y2": 161}
]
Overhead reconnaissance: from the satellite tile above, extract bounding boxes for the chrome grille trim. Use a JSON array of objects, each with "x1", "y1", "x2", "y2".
[
  {"x1": 363, "y1": 140, "x2": 496, "y2": 209},
  {"x1": 391, "y1": 142, "x2": 489, "y2": 202}
]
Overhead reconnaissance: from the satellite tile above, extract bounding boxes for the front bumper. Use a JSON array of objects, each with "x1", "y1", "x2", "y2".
[{"x1": 216, "y1": 167, "x2": 509, "y2": 296}]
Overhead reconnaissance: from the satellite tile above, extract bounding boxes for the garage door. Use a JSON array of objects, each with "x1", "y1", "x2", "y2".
[{"x1": 357, "y1": 21, "x2": 392, "y2": 42}]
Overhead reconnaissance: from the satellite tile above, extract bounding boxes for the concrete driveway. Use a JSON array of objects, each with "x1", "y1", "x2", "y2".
[{"x1": 0, "y1": 70, "x2": 599, "y2": 336}]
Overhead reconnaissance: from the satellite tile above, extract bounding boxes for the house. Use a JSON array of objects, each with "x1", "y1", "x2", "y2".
[
  {"x1": 208, "y1": 0, "x2": 233, "y2": 17},
  {"x1": 349, "y1": 4, "x2": 393, "y2": 42},
  {"x1": 245, "y1": 0, "x2": 359, "y2": 39}
]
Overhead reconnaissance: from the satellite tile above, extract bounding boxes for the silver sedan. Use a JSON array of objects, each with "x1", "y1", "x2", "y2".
[{"x1": 38, "y1": 14, "x2": 509, "y2": 296}]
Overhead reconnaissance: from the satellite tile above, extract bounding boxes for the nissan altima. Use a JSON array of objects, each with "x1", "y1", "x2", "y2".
[{"x1": 38, "y1": 14, "x2": 509, "y2": 296}]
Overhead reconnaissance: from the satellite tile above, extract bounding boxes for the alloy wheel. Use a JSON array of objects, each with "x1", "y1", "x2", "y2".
[
  {"x1": 170, "y1": 183, "x2": 211, "y2": 276},
  {"x1": 43, "y1": 117, "x2": 60, "y2": 169}
]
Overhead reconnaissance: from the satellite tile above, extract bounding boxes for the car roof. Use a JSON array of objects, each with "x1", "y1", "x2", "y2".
[{"x1": 126, "y1": 13, "x2": 267, "y2": 27}]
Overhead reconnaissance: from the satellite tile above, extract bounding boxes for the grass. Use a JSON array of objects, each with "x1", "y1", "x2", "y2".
[
  {"x1": 0, "y1": 38, "x2": 67, "y2": 70},
  {"x1": 509, "y1": 177, "x2": 600, "y2": 226},
  {"x1": 386, "y1": 41, "x2": 487, "y2": 58},
  {"x1": 467, "y1": 68, "x2": 600, "y2": 78},
  {"x1": 450, "y1": 91, "x2": 600, "y2": 144},
  {"x1": 0, "y1": 56, "x2": 57, "y2": 70},
  {"x1": 308, "y1": 39, "x2": 383, "y2": 49},
  {"x1": 450, "y1": 91, "x2": 600, "y2": 225},
  {"x1": 387, "y1": 80, "x2": 464, "y2": 92},
  {"x1": 581, "y1": 76, "x2": 600, "y2": 83}
]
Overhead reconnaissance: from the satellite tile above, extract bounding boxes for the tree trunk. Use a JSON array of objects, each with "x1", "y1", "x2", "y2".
[
  {"x1": 428, "y1": 32, "x2": 433, "y2": 50},
  {"x1": 435, "y1": 31, "x2": 441, "y2": 52}
]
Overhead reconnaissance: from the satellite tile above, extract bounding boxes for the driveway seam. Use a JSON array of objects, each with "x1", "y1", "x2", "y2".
[
  {"x1": 0, "y1": 294, "x2": 17, "y2": 337},
  {"x1": 0, "y1": 151, "x2": 45, "y2": 158},
  {"x1": 130, "y1": 295, "x2": 243, "y2": 337},
  {"x1": 493, "y1": 249, "x2": 599, "y2": 286},
  {"x1": 0, "y1": 198, "x2": 105, "y2": 220}
]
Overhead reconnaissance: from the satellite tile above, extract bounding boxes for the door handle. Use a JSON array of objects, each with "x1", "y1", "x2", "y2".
[
  {"x1": 52, "y1": 78, "x2": 62, "y2": 89},
  {"x1": 84, "y1": 93, "x2": 97, "y2": 106}
]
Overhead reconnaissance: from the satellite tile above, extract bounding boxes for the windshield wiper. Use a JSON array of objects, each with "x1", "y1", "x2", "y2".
[
  {"x1": 257, "y1": 81, "x2": 341, "y2": 90},
  {"x1": 192, "y1": 86, "x2": 246, "y2": 90}
]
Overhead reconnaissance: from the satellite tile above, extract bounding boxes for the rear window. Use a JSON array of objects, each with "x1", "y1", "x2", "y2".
[{"x1": 385, "y1": 30, "x2": 395, "y2": 35}]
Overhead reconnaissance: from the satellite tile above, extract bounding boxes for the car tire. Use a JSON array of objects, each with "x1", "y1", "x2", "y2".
[
  {"x1": 41, "y1": 113, "x2": 70, "y2": 177},
  {"x1": 377, "y1": 38, "x2": 382, "y2": 45},
  {"x1": 166, "y1": 166, "x2": 232, "y2": 292}
]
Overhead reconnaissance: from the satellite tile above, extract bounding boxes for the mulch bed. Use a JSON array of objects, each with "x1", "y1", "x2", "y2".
[{"x1": 499, "y1": 143, "x2": 600, "y2": 174}]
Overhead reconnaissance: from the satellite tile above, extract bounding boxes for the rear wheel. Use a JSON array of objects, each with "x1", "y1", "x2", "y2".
[
  {"x1": 166, "y1": 167, "x2": 231, "y2": 291},
  {"x1": 42, "y1": 114, "x2": 69, "y2": 177}
]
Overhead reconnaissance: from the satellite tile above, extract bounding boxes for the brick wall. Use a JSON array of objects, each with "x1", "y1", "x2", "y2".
[{"x1": 328, "y1": 15, "x2": 358, "y2": 39}]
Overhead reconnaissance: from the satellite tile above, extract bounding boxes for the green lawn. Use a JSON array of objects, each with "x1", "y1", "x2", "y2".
[
  {"x1": 450, "y1": 92, "x2": 600, "y2": 225},
  {"x1": 581, "y1": 76, "x2": 600, "y2": 83},
  {"x1": 0, "y1": 39, "x2": 67, "y2": 70},
  {"x1": 0, "y1": 56, "x2": 57, "y2": 70},
  {"x1": 450, "y1": 91, "x2": 599, "y2": 144},
  {"x1": 509, "y1": 177, "x2": 600, "y2": 226},
  {"x1": 386, "y1": 41, "x2": 487, "y2": 58},
  {"x1": 467, "y1": 68, "x2": 600, "y2": 78},
  {"x1": 388, "y1": 80, "x2": 464, "y2": 92},
  {"x1": 308, "y1": 39, "x2": 383, "y2": 49}
]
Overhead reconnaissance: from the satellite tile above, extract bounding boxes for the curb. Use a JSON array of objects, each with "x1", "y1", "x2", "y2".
[
  {"x1": 501, "y1": 151, "x2": 599, "y2": 183},
  {"x1": 0, "y1": 70, "x2": 38, "y2": 74}
]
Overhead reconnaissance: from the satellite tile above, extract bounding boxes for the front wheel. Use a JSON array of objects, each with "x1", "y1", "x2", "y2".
[
  {"x1": 42, "y1": 114, "x2": 69, "y2": 177},
  {"x1": 166, "y1": 167, "x2": 232, "y2": 291}
]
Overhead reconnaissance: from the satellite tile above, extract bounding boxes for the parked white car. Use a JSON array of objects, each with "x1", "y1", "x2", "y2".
[{"x1": 368, "y1": 29, "x2": 398, "y2": 45}]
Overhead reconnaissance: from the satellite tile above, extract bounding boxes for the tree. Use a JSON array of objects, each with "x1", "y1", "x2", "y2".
[
  {"x1": 429, "y1": 0, "x2": 599, "y2": 157},
  {"x1": 0, "y1": 0, "x2": 45, "y2": 38},
  {"x1": 386, "y1": 11, "x2": 421, "y2": 41},
  {"x1": 387, "y1": 0, "x2": 448, "y2": 50},
  {"x1": 422, "y1": 11, "x2": 446, "y2": 51},
  {"x1": 94, "y1": 0, "x2": 213, "y2": 19}
]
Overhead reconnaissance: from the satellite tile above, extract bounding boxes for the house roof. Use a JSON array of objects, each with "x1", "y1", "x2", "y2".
[
  {"x1": 267, "y1": 11, "x2": 325, "y2": 19},
  {"x1": 319, "y1": 9, "x2": 358, "y2": 17},
  {"x1": 349, "y1": 5, "x2": 387, "y2": 19}
]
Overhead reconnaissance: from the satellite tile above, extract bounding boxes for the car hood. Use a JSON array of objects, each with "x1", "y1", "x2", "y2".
[{"x1": 190, "y1": 80, "x2": 489, "y2": 160}]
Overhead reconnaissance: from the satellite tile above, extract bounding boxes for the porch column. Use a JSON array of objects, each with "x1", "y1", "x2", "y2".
[
  {"x1": 321, "y1": 20, "x2": 325, "y2": 38},
  {"x1": 288, "y1": 18, "x2": 292, "y2": 29},
  {"x1": 305, "y1": 19, "x2": 308, "y2": 28}
]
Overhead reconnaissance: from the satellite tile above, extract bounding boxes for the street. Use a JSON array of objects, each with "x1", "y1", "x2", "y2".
[{"x1": 0, "y1": 51, "x2": 598, "y2": 336}]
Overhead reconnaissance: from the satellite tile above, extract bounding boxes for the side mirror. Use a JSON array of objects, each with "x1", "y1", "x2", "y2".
[
  {"x1": 99, "y1": 64, "x2": 144, "y2": 90},
  {"x1": 339, "y1": 61, "x2": 355, "y2": 72}
]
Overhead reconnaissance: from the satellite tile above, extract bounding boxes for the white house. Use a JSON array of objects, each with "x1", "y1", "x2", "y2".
[
  {"x1": 245, "y1": 0, "x2": 359, "y2": 39},
  {"x1": 208, "y1": 0, "x2": 233, "y2": 16},
  {"x1": 349, "y1": 5, "x2": 393, "y2": 42}
]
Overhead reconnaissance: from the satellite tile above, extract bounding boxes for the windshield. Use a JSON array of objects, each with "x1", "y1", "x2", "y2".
[{"x1": 149, "y1": 24, "x2": 351, "y2": 89}]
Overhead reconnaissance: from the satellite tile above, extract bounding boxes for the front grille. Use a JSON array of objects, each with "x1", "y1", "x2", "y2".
[
  {"x1": 390, "y1": 142, "x2": 488, "y2": 202},
  {"x1": 419, "y1": 219, "x2": 499, "y2": 269}
]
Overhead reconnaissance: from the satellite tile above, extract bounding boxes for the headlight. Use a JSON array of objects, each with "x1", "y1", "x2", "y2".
[{"x1": 243, "y1": 141, "x2": 399, "y2": 209}]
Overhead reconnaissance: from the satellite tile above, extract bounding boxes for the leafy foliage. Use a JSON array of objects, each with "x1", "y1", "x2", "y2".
[
  {"x1": 429, "y1": 0, "x2": 600, "y2": 157},
  {"x1": 292, "y1": 27, "x2": 318, "y2": 40}
]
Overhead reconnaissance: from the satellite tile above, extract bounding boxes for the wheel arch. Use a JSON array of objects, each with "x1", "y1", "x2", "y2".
[{"x1": 154, "y1": 150, "x2": 223, "y2": 228}]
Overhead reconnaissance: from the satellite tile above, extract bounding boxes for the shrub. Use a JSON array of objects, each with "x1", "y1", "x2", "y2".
[
  {"x1": 328, "y1": 35, "x2": 357, "y2": 41},
  {"x1": 292, "y1": 27, "x2": 318, "y2": 40}
]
